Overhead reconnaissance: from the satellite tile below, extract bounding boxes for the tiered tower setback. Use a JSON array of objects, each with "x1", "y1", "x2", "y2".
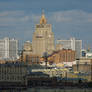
[{"x1": 32, "y1": 12, "x2": 55, "y2": 56}]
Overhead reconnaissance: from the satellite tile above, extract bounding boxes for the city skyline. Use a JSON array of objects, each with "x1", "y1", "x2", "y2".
[{"x1": 0, "y1": 0, "x2": 92, "y2": 49}]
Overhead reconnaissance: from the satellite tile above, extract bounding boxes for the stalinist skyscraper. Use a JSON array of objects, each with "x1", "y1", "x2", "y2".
[{"x1": 32, "y1": 11, "x2": 55, "y2": 56}]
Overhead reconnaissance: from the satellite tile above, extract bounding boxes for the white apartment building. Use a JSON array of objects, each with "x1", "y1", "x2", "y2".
[{"x1": 0, "y1": 37, "x2": 18, "y2": 60}]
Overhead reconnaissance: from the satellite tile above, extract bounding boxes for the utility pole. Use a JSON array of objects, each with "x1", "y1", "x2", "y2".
[{"x1": 43, "y1": 52, "x2": 48, "y2": 69}]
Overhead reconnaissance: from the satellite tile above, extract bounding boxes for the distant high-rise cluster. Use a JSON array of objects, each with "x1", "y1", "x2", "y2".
[
  {"x1": 56, "y1": 38, "x2": 82, "y2": 59},
  {"x1": 0, "y1": 37, "x2": 18, "y2": 60},
  {"x1": 22, "y1": 11, "x2": 83, "y2": 64},
  {"x1": 0, "y1": 11, "x2": 83, "y2": 64}
]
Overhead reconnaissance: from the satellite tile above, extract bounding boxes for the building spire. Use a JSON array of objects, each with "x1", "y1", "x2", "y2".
[
  {"x1": 42, "y1": 9, "x2": 45, "y2": 15},
  {"x1": 40, "y1": 10, "x2": 47, "y2": 24}
]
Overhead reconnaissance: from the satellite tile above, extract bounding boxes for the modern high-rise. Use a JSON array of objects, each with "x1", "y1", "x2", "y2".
[
  {"x1": 56, "y1": 38, "x2": 82, "y2": 59},
  {"x1": 32, "y1": 12, "x2": 55, "y2": 56},
  {"x1": 0, "y1": 37, "x2": 18, "y2": 60}
]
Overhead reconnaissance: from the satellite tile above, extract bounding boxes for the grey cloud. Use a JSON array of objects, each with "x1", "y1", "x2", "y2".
[
  {"x1": 0, "y1": 11, "x2": 25, "y2": 17},
  {"x1": 49, "y1": 10, "x2": 92, "y2": 24}
]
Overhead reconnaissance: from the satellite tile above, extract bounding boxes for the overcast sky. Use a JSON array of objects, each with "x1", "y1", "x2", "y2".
[{"x1": 0, "y1": 0, "x2": 92, "y2": 49}]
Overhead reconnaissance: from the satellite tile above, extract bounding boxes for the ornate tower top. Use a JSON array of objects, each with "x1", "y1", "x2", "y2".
[{"x1": 40, "y1": 10, "x2": 47, "y2": 24}]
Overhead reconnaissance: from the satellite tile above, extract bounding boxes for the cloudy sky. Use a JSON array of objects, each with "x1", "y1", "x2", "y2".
[{"x1": 0, "y1": 0, "x2": 92, "y2": 49}]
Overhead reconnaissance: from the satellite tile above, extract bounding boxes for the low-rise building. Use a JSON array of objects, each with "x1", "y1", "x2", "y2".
[
  {"x1": 0, "y1": 62, "x2": 27, "y2": 88},
  {"x1": 21, "y1": 41, "x2": 40, "y2": 64},
  {"x1": 48, "y1": 49, "x2": 75, "y2": 66},
  {"x1": 86, "y1": 51, "x2": 92, "y2": 59},
  {"x1": 73, "y1": 58, "x2": 92, "y2": 73}
]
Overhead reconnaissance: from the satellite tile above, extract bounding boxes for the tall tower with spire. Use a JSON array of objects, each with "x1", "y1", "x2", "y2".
[{"x1": 32, "y1": 11, "x2": 55, "y2": 56}]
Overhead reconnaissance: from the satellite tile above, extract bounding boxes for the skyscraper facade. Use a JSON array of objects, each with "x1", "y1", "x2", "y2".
[
  {"x1": 0, "y1": 37, "x2": 18, "y2": 60},
  {"x1": 9, "y1": 38, "x2": 18, "y2": 60},
  {"x1": 32, "y1": 12, "x2": 55, "y2": 56},
  {"x1": 56, "y1": 38, "x2": 82, "y2": 59}
]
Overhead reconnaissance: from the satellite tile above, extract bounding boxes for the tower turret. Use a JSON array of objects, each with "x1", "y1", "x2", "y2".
[{"x1": 40, "y1": 10, "x2": 47, "y2": 24}]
